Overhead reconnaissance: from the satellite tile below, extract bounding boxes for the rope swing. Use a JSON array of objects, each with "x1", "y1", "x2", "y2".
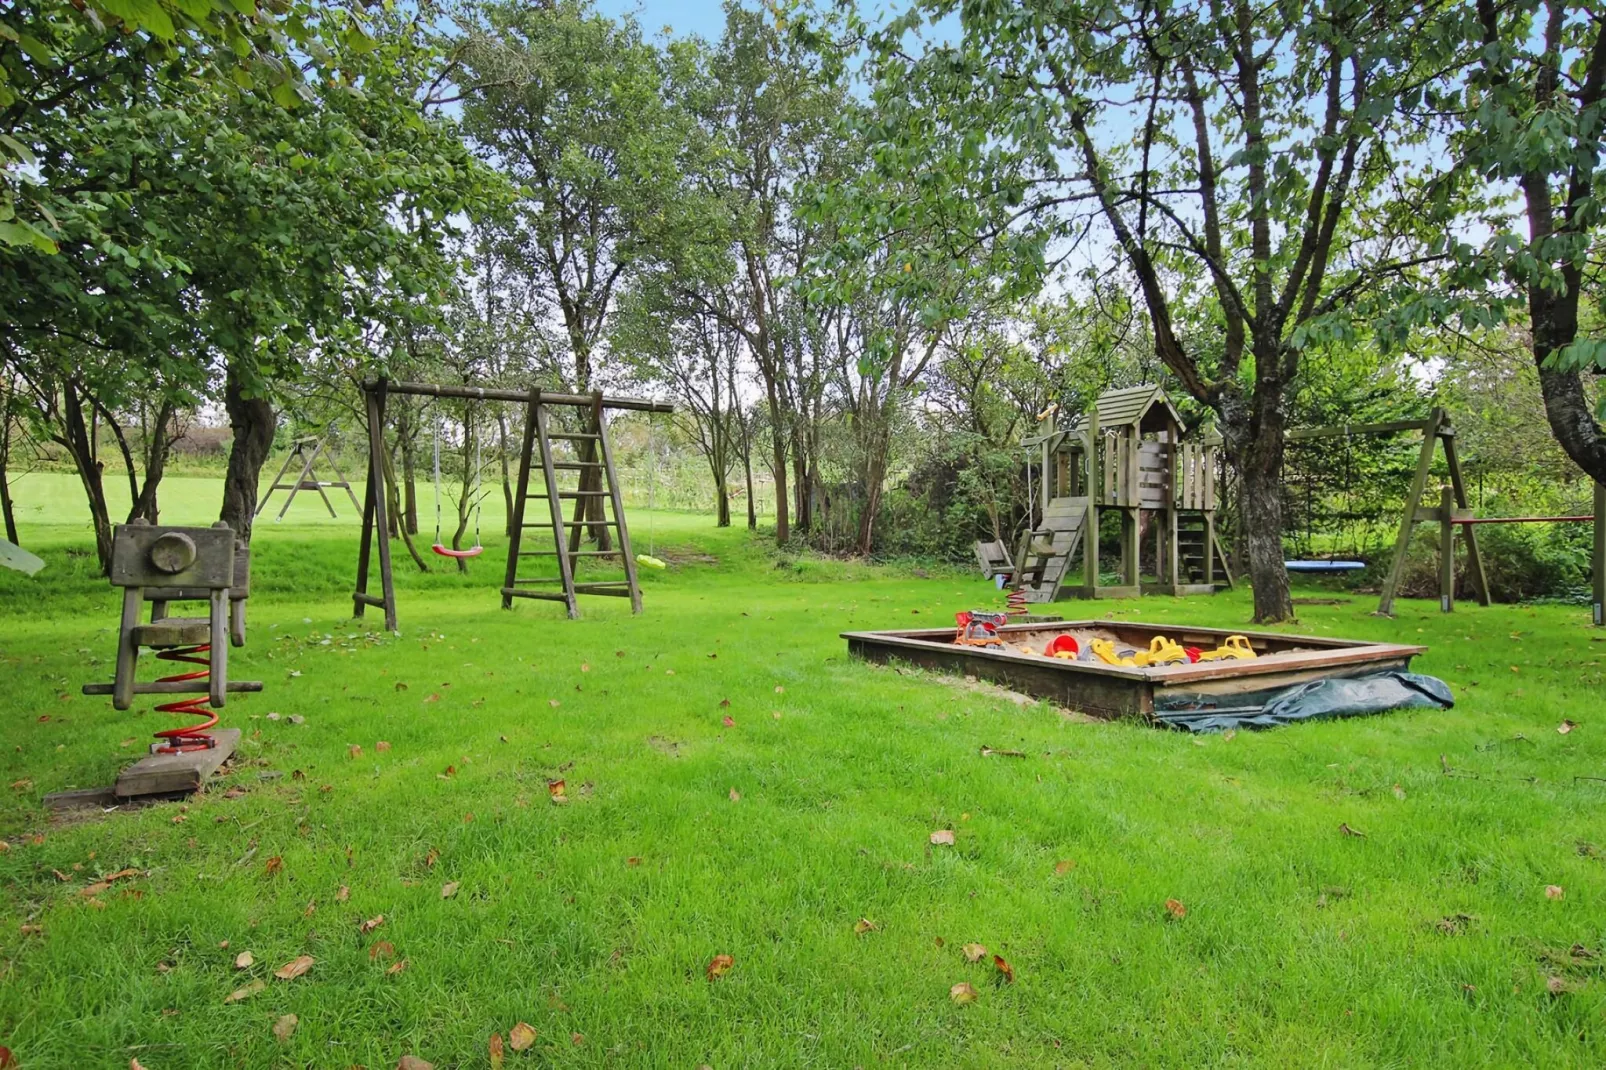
[
  {"x1": 432, "y1": 412, "x2": 484, "y2": 560},
  {"x1": 635, "y1": 411, "x2": 666, "y2": 571}
]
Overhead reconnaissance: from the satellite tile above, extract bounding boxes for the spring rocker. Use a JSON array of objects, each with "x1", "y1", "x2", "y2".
[{"x1": 75, "y1": 521, "x2": 260, "y2": 800}]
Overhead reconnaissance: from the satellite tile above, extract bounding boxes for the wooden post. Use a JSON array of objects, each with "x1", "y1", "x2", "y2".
[
  {"x1": 594, "y1": 397, "x2": 643, "y2": 614},
  {"x1": 502, "y1": 389, "x2": 540, "y2": 610},
  {"x1": 365, "y1": 384, "x2": 397, "y2": 631},
  {"x1": 1084, "y1": 423, "x2": 1100, "y2": 594},
  {"x1": 1440, "y1": 426, "x2": 1491, "y2": 606},
  {"x1": 1593, "y1": 481, "x2": 1604, "y2": 627},
  {"x1": 1438, "y1": 485, "x2": 1455, "y2": 613},
  {"x1": 1376, "y1": 410, "x2": 1443, "y2": 617}
]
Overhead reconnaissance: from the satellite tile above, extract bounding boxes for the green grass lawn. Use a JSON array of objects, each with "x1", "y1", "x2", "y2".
[{"x1": 1, "y1": 473, "x2": 1604, "y2": 1067}]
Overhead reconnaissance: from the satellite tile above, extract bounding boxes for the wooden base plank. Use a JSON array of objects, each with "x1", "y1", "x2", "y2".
[{"x1": 114, "y1": 727, "x2": 241, "y2": 798}]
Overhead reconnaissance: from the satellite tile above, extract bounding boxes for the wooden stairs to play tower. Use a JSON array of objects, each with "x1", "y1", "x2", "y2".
[
  {"x1": 1176, "y1": 512, "x2": 1234, "y2": 588},
  {"x1": 1014, "y1": 498, "x2": 1087, "y2": 603}
]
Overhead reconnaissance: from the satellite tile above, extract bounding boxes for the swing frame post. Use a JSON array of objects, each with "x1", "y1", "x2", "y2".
[{"x1": 352, "y1": 379, "x2": 672, "y2": 630}]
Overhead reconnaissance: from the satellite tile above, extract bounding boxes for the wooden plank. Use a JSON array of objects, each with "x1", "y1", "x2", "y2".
[
  {"x1": 593, "y1": 399, "x2": 643, "y2": 614},
  {"x1": 502, "y1": 388, "x2": 540, "y2": 610},
  {"x1": 363, "y1": 387, "x2": 397, "y2": 632},
  {"x1": 114, "y1": 728, "x2": 241, "y2": 798},
  {"x1": 1376, "y1": 408, "x2": 1443, "y2": 616},
  {"x1": 1441, "y1": 430, "x2": 1491, "y2": 606},
  {"x1": 1594, "y1": 481, "x2": 1605, "y2": 627},
  {"x1": 1285, "y1": 417, "x2": 1436, "y2": 441},
  {"x1": 1438, "y1": 485, "x2": 1455, "y2": 613},
  {"x1": 360, "y1": 379, "x2": 672, "y2": 413}
]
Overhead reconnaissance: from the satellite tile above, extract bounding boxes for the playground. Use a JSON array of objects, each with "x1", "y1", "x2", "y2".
[{"x1": 1, "y1": 474, "x2": 1603, "y2": 1066}]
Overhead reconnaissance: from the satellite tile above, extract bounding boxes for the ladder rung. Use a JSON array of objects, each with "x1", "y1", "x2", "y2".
[
  {"x1": 546, "y1": 432, "x2": 600, "y2": 440},
  {"x1": 520, "y1": 520, "x2": 620, "y2": 528},
  {"x1": 518, "y1": 550, "x2": 620, "y2": 557},
  {"x1": 501, "y1": 588, "x2": 572, "y2": 602},
  {"x1": 552, "y1": 462, "x2": 603, "y2": 470},
  {"x1": 522, "y1": 491, "x2": 610, "y2": 500}
]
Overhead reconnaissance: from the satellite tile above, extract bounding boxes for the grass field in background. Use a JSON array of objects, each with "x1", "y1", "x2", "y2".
[{"x1": 1, "y1": 474, "x2": 1603, "y2": 1067}]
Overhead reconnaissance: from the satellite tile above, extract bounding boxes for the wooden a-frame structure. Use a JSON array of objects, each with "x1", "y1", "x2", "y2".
[
  {"x1": 256, "y1": 435, "x2": 362, "y2": 520},
  {"x1": 351, "y1": 379, "x2": 672, "y2": 630}
]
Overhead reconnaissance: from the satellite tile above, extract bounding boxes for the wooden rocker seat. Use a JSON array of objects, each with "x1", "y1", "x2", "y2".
[{"x1": 131, "y1": 618, "x2": 213, "y2": 647}]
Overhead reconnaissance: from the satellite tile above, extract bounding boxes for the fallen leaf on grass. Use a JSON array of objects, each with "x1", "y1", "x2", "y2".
[
  {"x1": 580, "y1": 663, "x2": 590, "y2": 673},
  {"x1": 1558, "y1": 720, "x2": 1577, "y2": 734},
  {"x1": 264, "y1": 856, "x2": 283, "y2": 877},
  {"x1": 548, "y1": 699, "x2": 560, "y2": 708},
  {"x1": 949, "y1": 981, "x2": 978, "y2": 1004},
  {"x1": 397, "y1": 1056, "x2": 433, "y2": 1070},
  {"x1": 224, "y1": 979, "x2": 266, "y2": 1003},
  {"x1": 359, "y1": 914, "x2": 385, "y2": 934},
  {"x1": 131, "y1": 1059, "x2": 147, "y2": 1070},
  {"x1": 1392, "y1": 784, "x2": 1406, "y2": 800},
  {"x1": 1054, "y1": 859, "x2": 1076, "y2": 876},
  {"x1": 348, "y1": 744, "x2": 362, "y2": 758},
  {"x1": 1339, "y1": 823, "x2": 1366, "y2": 838},
  {"x1": 1546, "y1": 975, "x2": 1571, "y2": 995},
  {"x1": 719, "y1": 698, "x2": 730, "y2": 708},
  {"x1": 336, "y1": 885, "x2": 349, "y2": 902},
  {"x1": 706, "y1": 954, "x2": 734, "y2": 980},
  {"x1": 721, "y1": 715, "x2": 735, "y2": 728},
  {"x1": 626, "y1": 856, "x2": 641, "y2": 867},
  {"x1": 728, "y1": 787, "x2": 740, "y2": 802},
  {"x1": 441, "y1": 881, "x2": 460, "y2": 899},
  {"x1": 376, "y1": 741, "x2": 392, "y2": 752},
  {"x1": 274, "y1": 955, "x2": 314, "y2": 980},
  {"x1": 979, "y1": 745, "x2": 1025, "y2": 758},
  {"x1": 854, "y1": 918, "x2": 877, "y2": 935},
  {"x1": 509, "y1": 1022, "x2": 538, "y2": 1051},
  {"x1": 234, "y1": 951, "x2": 253, "y2": 969},
  {"x1": 81, "y1": 882, "x2": 110, "y2": 897},
  {"x1": 387, "y1": 959, "x2": 408, "y2": 976},
  {"x1": 930, "y1": 829, "x2": 955, "y2": 846},
  {"x1": 993, "y1": 954, "x2": 1015, "y2": 983},
  {"x1": 961, "y1": 943, "x2": 987, "y2": 963},
  {"x1": 1164, "y1": 898, "x2": 1187, "y2": 920},
  {"x1": 1545, "y1": 884, "x2": 1564, "y2": 900},
  {"x1": 394, "y1": 682, "x2": 408, "y2": 692},
  {"x1": 489, "y1": 1032, "x2": 505, "y2": 1069},
  {"x1": 273, "y1": 1013, "x2": 297, "y2": 1043},
  {"x1": 303, "y1": 897, "x2": 317, "y2": 916},
  {"x1": 369, "y1": 940, "x2": 395, "y2": 962},
  {"x1": 424, "y1": 693, "x2": 440, "y2": 704},
  {"x1": 774, "y1": 685, "x2": 784, "y2": 694}
]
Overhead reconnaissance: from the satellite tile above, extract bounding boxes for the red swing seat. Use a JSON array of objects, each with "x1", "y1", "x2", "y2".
[{"x1": 431, "y1": 543, "x2": 484, "y2": 559}]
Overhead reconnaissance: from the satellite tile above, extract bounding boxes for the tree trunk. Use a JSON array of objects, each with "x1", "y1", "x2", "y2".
[
  {"x1": 1222, "y1": 381, "x2": 1294, "y2": 623},
  {"x1": 496, "y1": 410, "x2": 515, "y2": 537},
  {"x1": 743, "y1": 447, "x2": 757, "y2": 530},
  {"x1": 0, "y1": 399, "x2": 18, "y2": 545},
  {"x1": 219, "y1": 360, "x2": 276, "y2": 544},
  {"x1": 763, "y1": 383, "x2": 789, "y2": 543},
  {"x1": 381, "y1": 443, "x2": 431, "y2": 572},
  {"x1": 399, "y1": 411, "x2": 419, "y2": 536},
  {"x1": 61, "y1": 382, "x2": 114, "y2": 573},
  {"x1": 129, "y1": 401, "x2": 176, "y2": 525}
]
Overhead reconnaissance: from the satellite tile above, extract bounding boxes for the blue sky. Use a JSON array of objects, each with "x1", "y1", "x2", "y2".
[{"x1": 595, "y1": 0, "x2": 731, "y2": 41}]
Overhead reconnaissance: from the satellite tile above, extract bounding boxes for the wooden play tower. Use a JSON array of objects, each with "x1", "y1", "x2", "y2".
[{"x1": 1016, "y1": 384, "x2": 1232, "y2": 603}]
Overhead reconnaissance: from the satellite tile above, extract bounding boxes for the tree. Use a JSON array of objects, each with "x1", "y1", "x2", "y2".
[
  {"x1": 1450, "y1": 0, "x2": 1606, "y2": 485},
  {"x1": 458, "y1": 0, "x2": 689, "y2": 548},
  {"x1": 838, "y1": 0, "x2": 1466, "y2": 619}
]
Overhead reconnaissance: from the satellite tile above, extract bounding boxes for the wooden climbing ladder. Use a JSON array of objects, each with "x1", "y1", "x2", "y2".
[{"x1": 501, "y1": 389, "x2": 642, "y2": 618}]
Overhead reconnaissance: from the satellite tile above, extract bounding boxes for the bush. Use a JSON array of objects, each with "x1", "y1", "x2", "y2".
[{"x1": 1368, "y1": 521, "x2": 1593, "y2": 604}]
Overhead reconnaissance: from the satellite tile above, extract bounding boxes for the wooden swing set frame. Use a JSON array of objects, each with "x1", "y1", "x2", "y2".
[
  {"x1": 1288, "y1": 408, "x2": 1604, "y2": 625},
  {"x1": 351, "y1": 379, "x2": 673, "y2": 631}
]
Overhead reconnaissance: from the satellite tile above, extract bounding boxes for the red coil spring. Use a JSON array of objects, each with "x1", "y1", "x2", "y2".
[
  {"x1": 152, "y1": 644, "x2": 219, "y2": 753},
  {"x1": 1005, "y1": 586, "x2": 1029, "y2": 615}
]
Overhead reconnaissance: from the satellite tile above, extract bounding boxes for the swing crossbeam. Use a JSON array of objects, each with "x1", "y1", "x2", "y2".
[{"x1": 358, "y1": 380, "x2": 672, "y2": 413}]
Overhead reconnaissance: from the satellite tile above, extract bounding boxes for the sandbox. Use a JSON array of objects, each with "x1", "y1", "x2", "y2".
[{"x1": 842, "y1": 619, "x2": 1428, "y2": 723}]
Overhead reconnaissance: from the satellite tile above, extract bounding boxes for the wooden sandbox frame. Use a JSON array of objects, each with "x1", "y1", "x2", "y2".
[{"x1": 843, "y1": 620, "x2": 1426, "y2": 721}]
